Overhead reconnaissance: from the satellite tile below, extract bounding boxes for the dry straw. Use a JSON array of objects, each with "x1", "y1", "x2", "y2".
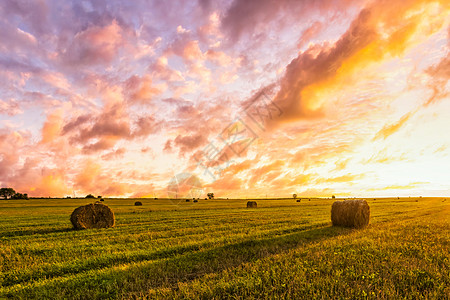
[
  {"x1": 247, "y1": 201, "x2": 257, "y2": 208},
  {"x1": 70, "y1": 203, "x2": 115, "y2": 229},
  {"x1": 331, "y1": 199, "x2": 370, "y2": 228}
]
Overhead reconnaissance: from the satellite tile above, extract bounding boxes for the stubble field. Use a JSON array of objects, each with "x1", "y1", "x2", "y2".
[{"x1": 0, "y1": 197, "x2": 449, "y2": 299}]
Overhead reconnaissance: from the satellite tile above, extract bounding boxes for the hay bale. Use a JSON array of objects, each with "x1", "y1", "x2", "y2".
[
  {"x1": 247, "y1": 201, "x2": 257, "y2": 208},
  {"x1": 193, "y1": 199, "x2": 198, "y2": 203},
  {"x1": 296, "y1": 199, "x2": 301, "y2": 202},
  {"x1": 186, "y1": 199, "x2": 190, "y2": 202},
  {"x1": 134, "y1": 201, "x2": 143, "y2": 206},
  {"x1": 70, "y1": 203, "x2": 115, "y2": 229},
  {"x1": 331, "y1": 200, "x2": 370, "y2": 228},
  {"x1": 100, "y1": 198, "x2": 104, "y2": 202}
]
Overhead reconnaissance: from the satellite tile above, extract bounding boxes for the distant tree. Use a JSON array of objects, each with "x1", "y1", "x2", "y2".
[
  {"x1": 332, "y1": 195, "x2": 336, "y2": 199},
  {"x1": 293, "y1": 194, "x2": 297, "y2": 199},
  {"x1": 0, "y1": 188, "x2": 16, "y2": 199},
  {"x1": 85, "y1": 194, "x2": 95, "y2": 198},
  {"x1": 207, "y1": 193, "x2": 214, "y2": 199},
  {"x1": 11, "y1": 193, "x2": 28, "y2": 199}
]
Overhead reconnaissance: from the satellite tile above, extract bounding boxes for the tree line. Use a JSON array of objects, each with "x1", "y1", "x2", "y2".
[{"x1": 0, "y1": 188, "x2": 28, "y2": 199}]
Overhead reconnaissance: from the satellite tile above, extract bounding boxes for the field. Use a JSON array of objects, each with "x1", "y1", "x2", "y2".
[{"x1": 0, "y1": 197, "x2": 449, "y2": 299}]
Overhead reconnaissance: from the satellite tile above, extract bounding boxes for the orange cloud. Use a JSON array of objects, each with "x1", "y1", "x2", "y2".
[
  {"x1": 204, "y1": 172, "x2": 243, "y2": 194},
  {"x1": 373, "y1": 111, "x2": 414, "y2": 140},
  {"x1": 248, "y1": 160, "x2": 285, "y2": 186},
  {"x1": 31, "y1": 173, "x2": 71, "y2": 197},
  {"x1": 368, "y1": 182, "x2": 428, "y2": 190},
  {"x1": 124, "y1": 75, "x2": 164, "y2": 104},
  {"x1": 223, "y1": 158, "x2": 257, "y2": 175},
  {"x1": 316, "y1": 173, "x2": 365, "y2": 184},
  {"x1": 73, "y1": 160, "x2": 136, "y2": 196},
  {"x1": 74, "y1": 160, "x2": 101, "y2": 193},
  {"x1": 41, "y1": 110, "x2": 63, "y2": 144},
  {"x1": 271, "y1": 0, "x2": 449, "y2": 125},
  {"x1": 363, "y1": 148, "x2": 408, "y2": 164}
]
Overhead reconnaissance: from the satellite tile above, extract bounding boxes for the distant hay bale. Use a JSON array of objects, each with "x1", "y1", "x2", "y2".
[
  {"x1": 100, "y1": 199, "x2": 104, "y2": 202},
  {"x1": 331, "y1": 200, "x2": 370, "y2": 228},
  {"x1": 247, "y1": 201, "x2": 257, "y2": 208},
  {"x1": 134, "y1": 201, "x2": 143, "y2": 206},
  {"x1": 70, "y1": 203, "x2": 115, "y2": 229},
  {"x1": 193, "y1": 199, "x2": 198, "y2": 203},
  {"x1": 296, "y1": 199, "x2": 301, "y2": 202},
  {"x1": 186, "y1": 199, "x2": 190, "y2": 202}
]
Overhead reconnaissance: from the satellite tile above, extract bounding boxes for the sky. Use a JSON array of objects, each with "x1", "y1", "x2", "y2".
[{"x1": 0, "y1": 0, "x2": 449, "y2": 198}]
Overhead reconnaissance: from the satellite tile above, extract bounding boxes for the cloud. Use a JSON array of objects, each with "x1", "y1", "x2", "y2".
[
  {"x1": 0, "y1": 128, "x2": 72, "y2": 197},
  {"x1": 174, "y1": 133, "x2": 208, "y2": 155},
  {"x1": 124, "y1": 75, "x2": 165, "y2": 104},
  {"x1": 368, "y1": 182, "x2": 428, "y2": 191},
  {"x1": 373, "y1": 111, "x2": 414, "y2": 140},
  {"x1": 41, "y1": 110, "x2": 64, "y2": 144},
  {"x1": 424, "y1": 49, "x2": 450, "y2": 106},
  {"x1": 316, "y1": 173, "x2": 364, "y2": 184},
  {"x1": 297, "y1": 21, "x2": 324, "y2": 49},
  {"x1": 0, "y1": 99, "x2": 22, "y2": 116},
  {"x1": 30, "y1": 173, "x2": 71, "y2": 197},
  {"x1": 248, "y1": 160, "x2": 285, "y2": 186},
  {"x1": 221, "y1": 0, "x2": 361, "y2": 43},
  {"x1": 61, "y1": 101, "x2": 160, "y2": 153},
  {"x1": 363, "y1": 148, "x2": 408, "y2": 164},
  {"x1": 0, "y1": 131, "x2": 23, "y2": 180},
  {"x1": 62, "y1": 20, "x2": 124, "y2": 66},
  {"x1": 204, "y1": 174, "x2": 243, "y2": 191},
  {"x1": 270, "y1": 0, "x2": 448, "y2": 125},
  {"x1": 101, "y1": 148, "x2": 126, "y2": 160}
]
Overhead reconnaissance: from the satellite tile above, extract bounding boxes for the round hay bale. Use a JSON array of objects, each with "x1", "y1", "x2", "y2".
[
  {"x1": 247, "y1": 201, "x2": 257, "y2": 208},
  {"x1": 331, "y1": 200, "x2": 370, "y2": 228},
  {"x1": 100, "y1": 198, "x2": 104, "y2": 201},
  {"x1": 296, "y1": 199, "x2": 301, "y2": 202},
  {"x1": 186, "y1": 199, "x2": 190, "y2": 202},
  {"x1": 70, "y1": 203, "x2": 115, "y2": 229},
  {"x1": 134, "y1": 201, "x2": 143, "y2": 206},
  {"x1": 193, "y1": 199, "x2": 198, "y2": 203}
]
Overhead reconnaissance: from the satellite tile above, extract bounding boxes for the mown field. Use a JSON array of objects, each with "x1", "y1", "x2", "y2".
[{"x1": 0, "y1": 197, "x2": 449, "y2": 299}]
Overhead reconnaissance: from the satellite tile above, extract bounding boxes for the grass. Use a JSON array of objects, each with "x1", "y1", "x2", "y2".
[{"x1": 0, "y1": 197, "x2": 448, "y2": 299}]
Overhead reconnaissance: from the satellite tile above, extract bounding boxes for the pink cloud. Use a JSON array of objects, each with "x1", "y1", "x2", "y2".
[
  {"x1": 221, "y1": 0, "x2": 360, "y2": 43},
  {"x1": 0, "y1": 99, "x2": 22, "y2": 116},
  {"x1": 124, "y1": 75, "x2": 164, "y2": 104},
  {"x1": 173, "y1": 133, "x2": 208, "y2": 155},
  {"x1": 297, "y1": 21, "x2": 323, "y2": 49},
  {"x1": 62, "y1": 20, "x2": 124, "y2": 66}
]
